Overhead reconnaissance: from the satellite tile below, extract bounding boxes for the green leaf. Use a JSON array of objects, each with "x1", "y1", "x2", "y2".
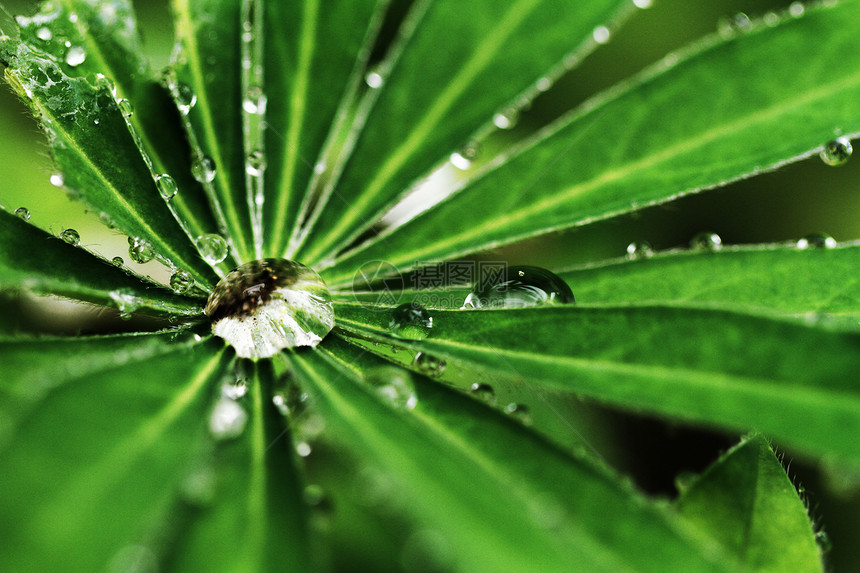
[
  {"x1": 334, "y1": 302, "x2": 860, "y2": 465},
  {"x1": 171, "y1": 0, "x2": 254, "y2": 261},
  {"x1": 168, "y1": 361, "x2": 315, "y2": 572},
  {"x1": 294, "y1": 0, "x2": 635, "y2": 264},
  {"x1": 323, "y1": 2, "x2": 860, "y2": 286},
  {"x1": 14, "y1": 0, "x2": 233, "y2": 273},
  {"x1": 0, "y1": 208, "x2": 203, "y2": 316},
  {"x1": 0, "y1": 334, "x2": 227, "y2": 572},
  {"x1": 288, "y1": 336, "x2": 734, "y2": 572},
  {"x1": 263, "y1": 0, "x2": 386, "y2": 257},
  {"x1": 675, "y1": 434, "x2": 823, "y2": 573},
  {"x1": 0, "y1": 37, "x2": 218, "y2": 288},
  {"x1": 558, "y1": 243, "x2": 860, "y2": 323}
]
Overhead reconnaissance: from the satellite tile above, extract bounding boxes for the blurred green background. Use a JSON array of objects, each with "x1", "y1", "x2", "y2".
[{"x1": 0, "y1": 0, "x2": 858, "y2": 570}]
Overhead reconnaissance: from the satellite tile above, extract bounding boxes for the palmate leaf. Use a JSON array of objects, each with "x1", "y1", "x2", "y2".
[
  {"x1": 675, "y1": 434, "x2": 823, "y2": 573},
  {"x1": 334, "y1": 302, "x2": 860, "y2": 466},
  {"x1": 323, "y1": 0, "x2": 860, "y2": 286},
  {"x1": 288, "y1": 336, "x2": 733, "y2": 573}
]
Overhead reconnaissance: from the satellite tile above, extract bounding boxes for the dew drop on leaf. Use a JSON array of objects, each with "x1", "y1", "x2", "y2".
[
  {"x1": 128, "y1": 237, "x2": 155, "y2": 264},
  {"x1": 245, "y1": 150, "x2": 266, "y2": 176},
  {"x1": 242, "y1": 86, "x2": 267, "y2": 114},
  {"x1": 389, "y1": 302, "x2": 433, "y2": 340},
  {"x1": 111, "y1": 256, "x2": 124, "y2": 267},
  {"x1": 209, "y1": 397, "x2": 247, "y2": 440},
  {"x1": 117, "y1": 98, "x2": 134, "y2": 118},
  {"x1": 169, "y1": 269, "x2": 194, "y2": 294},
  {"x1": 14, "y1": 207, "x2": 30, "y2": 221},
  {"x1": 195, "y1": 233, "x2": 228, "y2": 264},
  {"x1": 35, "y1": 26, "x2": 52, "y2": 41},
  {"x1": 493, "y1": 107, "x2": 519, "y2": 129},
  {"x1": 632, "y1": 0, "x2": 653, "y2": 8},
  {"x1": 450, "y1": 141, "x2": 480, "y2": 170},
  {"x1": 364, "y1": 69, "x2": 384, "y2": 89},
  {"x1": 469, "y1": 382, "x2": 496, "y2": 405},
  {"x1": 504, "y1": 402, "x2": 532, "y2": 425},
  {"x1": 65, "y1": 45, "x2": 86, "y2": 67},
  {"x1": 60, "y1": 228, "x2": 80, "y2": 245},
  {"x1": 462, "y1": 265, "x2": 574, "y2": 309},
  {"x1": 364, "y1": 366, "x2": 418, "y2": 410},
  {"x1": 689, "y1": 232, "x2": 723, "y2": 251},
  {"x1": 50, "y1": 173, "x2": 64, "y2": 187},
  {"x1": 797, "y1": 232, "x2": 836, "y2": 249},
  {"x1": 820, "y1": 136, "x2": 852, "y2": 166},
  {"x1": 592, "y1": 25, "x2": 611, "y2": 44},
  {"x1": 413, "y1": 352, "x2": 446, "y2": 377},
  {"x1": 191, "y1": 155, "x2": 216, "y2": 183},
  {"x1": 204, "y1": 259, "x2": 335, "y2": 359},
  {"x1": 175, "y1": 82, "x2": 197, "y2": 114},
  {"x1": 626, "y1": 241, "x2": 654, "y2": 259},
  {"x1": 155, "y1": 173, "x2": 178, "y2": 200}
]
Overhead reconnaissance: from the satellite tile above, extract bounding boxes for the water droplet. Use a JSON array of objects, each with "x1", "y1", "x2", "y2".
[
  {"x1": 295, "y1": 441, "x2": 312, "y2": 457},
  {"x1": 632, "y1": 0, "x2": 653, "y2": 8},
  {"x1": 195, "y1": 233, "x2": 228, "y2": 264},
  {"x1": 35, "y1": 26, "x2": 52, "y2": 41},
  {"x1": 535, "y1": 76, "x2": 553, "y2": 92},
  {"x1": 246, "y1": 150, "x2": 266, "y2": 176},
  {"x1": 205, "y1": 259, "x2": 335, "y2": 359},
  {"x1": 469, "y1": 382, "x2": 495, "y2": 404},
  {"x1": 820, "y1": 136, "x2": 852, "y2": 166},
  {"x1": 155, "y1": 174, "x2": 178, "y2": 200},
  {"x1": 175, "y1": 82, "x2": 197, "y2": 114},
  {"x1": 60, "y1": 228, "x2": 80, "y2": 245},
  {"x1": 222, "y1": 376, "x2": 248, "y2": 400},
  {"x1": 816, "y1": 531, "x2": 832, "y2": 553},
  {"x1": 117, "y1": 98, "x2": 134, "y2": 118},
  {"x1": 65, "y1": 45, "x2": 86, "y2": 67},
  {"x1": 689, "y1": 232, "x2": 723, "y2": 251},
  {"x1": 170, "y1": 269, "x2": 194, "y2": 294},
  {"x1": 109, "y1": 290, "x2": 140, "y2": 318},
  {"x1": 389, "y1": 302, "x2": 433, "y2": 340},
  {"x1": 364, "y1": 69, "x2": 384, "y2": 89},
  {"x1": 626, "y1": 241, "x2": 654, "y2": 259},
  {"x1": 111, "y1": 256, "x2": 124, "y2": 266},
  {"x1": 128, "y1": 237, "x2": 155, "y2": 264},
  {"x1": 797, "y1": 232, "x2": 836, "y2": 249},
  {"x1": 242, "y1": 86, "x2": 267, "y2": 114},
  {"x1": 592, "y1": 25, "x2": 611, "y2": 44},
  {"x1": 462, "y1": 265, "x2": 574, "y2": 309},
  {"x1": 493, "y1": 107, "x2": 519, "y2": 130},
  {"x1": 504, "y1": 402, "x2": 532, "y2": 425},
  {"x1": 209, "y1": 397, "x2": 247, "y2": 440},
  {"x1": 449, "y1": 141, "x2": 480, "y2": 170},
  {"x1": 789, "y1": 2, "x2": 805, "y2": 17},
  {"x1": 50, "y1": 173, "x2": 64, "y2": 187},
  {"x1": 364, "y1": 366, "x2": 418, "y2": 410},
  {"x1": 14, "y1": 207, "x2": 30, "y2": 221},
  {"x1": 413, "y1": 352, "x2": 446, "y2": 377},
  {"x1": 191, "y1": 155, "x2": 216, "y2": 183}
]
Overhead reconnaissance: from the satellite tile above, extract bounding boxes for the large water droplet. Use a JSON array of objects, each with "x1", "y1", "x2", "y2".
[
  {"x1": 797, "y1": 232, "x2": 836, "y2": 249},
  {"x1": 689, "y1": 232, "x2": 723, "y2": 251},
  {"x1": 413, "y1": 352, "x2": 446, "y2": 377},
  {"x1": 820, "y1": 136, "x2": 852, "y2": 166},
  {"x1": 14, "y1": 207, "x2": 30, "y2": 221},
  {"x1": 246, "y1": 150, "x2": 266, "y2": 176},
  {"x1": 60, "y1": 228, "x2": 80, "y2": 245},
  {"x1": 191, "y1": 155, "x2": 216, "y2": 183},
  {"x1": 175, "y1": 82, "x2": 197, "y2": 114},
  {"x1": 205, "y1": 259, "x2": 335, "y2": 359},
  {"x1": 364, "y1": 366, "x2": 418, "y2": 410},
  {"x1": 196, "y1": 233, "x2": 228, "y2": 264},
  {"x1": 128, "y1": 237, "x2": 155, "y2": 264},
  {"x1": 626, "y1": 241, "x2": 653, "y2": 260},
  {"x1": 389, "y1": 302, "x2": 433, "y2": 340},
  {"x1": 209, "y1": 397, "x2": 247, "y2": 440},
  {"x1": 170, "y1": 269, "x2": 194, "y2": 294},
  {"x1": 65, "y1": 45, "x2": 86, "y2": 67},
  {"x1": 155, "y1": 174, "x2": 178, "y2": 200},
  {"x1": 117, "y1": 98, "x2": 134, "y2": 118},
  {"x1": 462, "y1": 265, "x2": 573, "y2": 309}
]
